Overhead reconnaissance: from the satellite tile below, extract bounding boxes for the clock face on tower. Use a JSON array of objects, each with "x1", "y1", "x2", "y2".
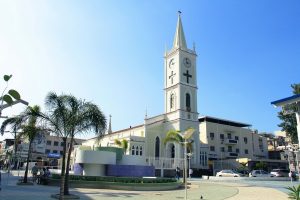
[
  {"x1": 183, "y1": 57, "x2": 191, "y2": 68},
  {"x1": 169, "y1": 58, "x2": 175, "y2": 68}
]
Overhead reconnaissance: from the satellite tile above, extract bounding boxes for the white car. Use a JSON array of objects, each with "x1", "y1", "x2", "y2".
[
  {"x1": 249, "y1": 170, "x2": 274, "y2": 177},
  {"x1": 216, "y1": 170, "x2": 242, "y2": 177}
]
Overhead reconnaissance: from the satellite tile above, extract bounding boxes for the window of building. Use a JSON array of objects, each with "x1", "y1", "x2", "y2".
[
  {"x1": 220, "y1": 134, "x2": 224, "y2": 140},
  {"x1": 220, "y1": 147, "x2": 225, "y2": 152},
  {"x1": 209, "y1": 132, "x2": 214, "y2": 140},
  {"x1": 53, "y1": 150, "x2": 57, "y2": 153},
  {"x1": 46, "y1": 140, "x2": 51, "y2": 145},
  {"x1": 140, "y1": 146, "x2": 143, "y2": 156},
  {"x1": 244, "y1": 137, "x2": 248, "y2": 144},
  {"x1": 54, "y1": 141, "x2": 59, "y2": 146},
  {"x1": 171, "y1": 144, "x2": 175, "y2": 158},
  {"x1": 228, "y1": 146, "x2": 232, "y2": 152},
  {"x1": 245, "y1": 149, "x2": 249, "y2": 154},
  {"x1": 155, "y1": 137, "x2": 160, "y2": 158},
  {"x1": 61, "y1": 142, "x2": 64, "y2": 147},
  {"x1": 235, "y1": 136, "x2": 239, "y2": 141},
  {"x1": 135, "y1": 146, "x2": 139, "y2": 155},
  {"x1": 60, "y1": 151, "x2": 63, "y2": 155},
  {"x1": 186, "y1": 93, "x2": 191, "y2": 111},
  {"x1": 45, "y1": 149, "x2": 50, "y2": 154},
  {"x1": 210, "y1": 146, "x2": 215, "y2": 152},
  {"x1": 227, "y1": 133, "x2": 232, "y2": 139},
  {"x1": 170, "y1": 94, "x2": 175, "y2": 109},
  {"x1": 236, "y1": 148, "x2": 240, "y2": 153},
  {"x1": 131, "y1": 146, "x2": 135, "y2": 155}
]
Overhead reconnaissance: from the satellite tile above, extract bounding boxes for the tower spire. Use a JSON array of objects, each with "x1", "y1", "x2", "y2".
[
  {"x1": 173, "y1": 11, "x2": 187, "y2": 49},
  {"x1": 108, "y1": 115, "x2": 112, "y2": 134}
]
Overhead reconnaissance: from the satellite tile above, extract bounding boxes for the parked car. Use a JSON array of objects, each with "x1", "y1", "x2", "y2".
[
  {"x1": 216, "y1": 170, "x2": 242, "y2": 177},
  {"x1": 249, "y1": 170, "x2": 274, "y2": 177},
  {"x1": 270, "y1": 169, "x2": 289, "y2": 177}
]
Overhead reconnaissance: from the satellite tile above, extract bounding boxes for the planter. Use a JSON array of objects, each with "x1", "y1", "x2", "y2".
[{"x1": 49, "y1": 179, "x2": 182, "y2": 191}]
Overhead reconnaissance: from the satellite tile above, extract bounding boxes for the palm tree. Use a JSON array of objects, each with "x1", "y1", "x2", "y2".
[
  {"x1": 163, "y1": 129, "x2": 194, "y2": 153},
  {"x1": 286, "y1": 185, "x2": 300, "y2": 200},
  {"x1": 30, "y1": 92, "x2": 106, "y2": 199},
  {"x1": 62, "y1": 95, "x2": 106, "y2": 195},
  {"x1": 163, "y1": 128, "x2": 195, "y2": 183},
  {"x1": 1, "y1": 116, "x2": 23, "y2": 169},
  {"x1": 18, "y1": 105, "x2": 42, "y2": 183},
  {"x1": 114, "y1": 139, "x2": 129, "y2": 154}
]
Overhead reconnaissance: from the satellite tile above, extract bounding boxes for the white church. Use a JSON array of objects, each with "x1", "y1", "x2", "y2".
[
  {"x1": 80, "y1": 13, "x2": 209, "y2": 176},
  {"x1": 77, "y1": 13, "x2": 267, "y2": 177}
]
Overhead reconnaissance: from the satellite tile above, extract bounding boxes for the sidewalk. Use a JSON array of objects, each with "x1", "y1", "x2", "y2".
[{"x1": 0, "y1": 172, "x2": 289, "y2": 200}]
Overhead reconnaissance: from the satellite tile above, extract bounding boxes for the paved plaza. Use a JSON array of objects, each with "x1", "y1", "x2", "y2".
[{"x1": 0, "y1": 171, "x2": 291, "y2": 200}]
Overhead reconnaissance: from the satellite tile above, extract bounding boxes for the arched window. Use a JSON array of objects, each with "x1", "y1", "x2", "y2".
[
  {"x1": 140, "y1": 146, "x2": 143, "y2": 156},
  {"x1": 171, "y1": 144, "x2": 175, "y2": 158},
  {"x1": 135, "y1": 146, "x2": 139, "y2": 155},
  {"x1": 155, "y1": 137, "x2": 160, "y2": 158},
  {"x1": 186, "y1": 93, "x2": 191, "y2": 111},
  {"x1": 170, "y1": 94, "x2": 175, "y2": 109},
  {"x1": 131, "y1": 145, "x2": 135, "y2": 155}
]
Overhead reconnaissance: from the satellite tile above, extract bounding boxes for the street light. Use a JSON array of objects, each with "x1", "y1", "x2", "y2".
[{"x1": 179, "y1": 128, "x2": 195, "y2": 200}]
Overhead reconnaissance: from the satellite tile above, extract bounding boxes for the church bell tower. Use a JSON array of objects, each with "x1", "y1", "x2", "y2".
[{"x1": 164, "y1": 12, "x2": 198, "y2": 123}]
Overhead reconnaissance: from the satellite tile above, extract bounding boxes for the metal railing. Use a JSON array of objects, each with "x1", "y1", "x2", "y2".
[{"x1": 146, "y1": 157, "x2": 184, "y2": 169}]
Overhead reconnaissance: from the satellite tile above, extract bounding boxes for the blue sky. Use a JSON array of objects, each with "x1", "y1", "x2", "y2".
[{"x1": 1, "y1": 0, "x2": 299, "y2": 140}]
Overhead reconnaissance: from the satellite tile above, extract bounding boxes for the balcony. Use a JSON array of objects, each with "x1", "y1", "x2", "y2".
[
  {"x1": 226, "y1": 152, "x2": 238, "y2": 158},
  {"x1": 223, "y1": 138, "x2": 238, "y2": 145}
]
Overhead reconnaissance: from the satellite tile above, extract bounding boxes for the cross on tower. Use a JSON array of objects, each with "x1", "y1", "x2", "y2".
[
  {"x1": 183, "y1": 70, "x2": 192, "y2": 83},
  {"x1": 169, "y1": 71, "x2": 176, "y2": 84}
]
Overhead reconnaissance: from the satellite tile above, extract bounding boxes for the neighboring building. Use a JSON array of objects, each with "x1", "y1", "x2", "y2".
[
  {"x1": 44, "y1": 133, "x2": 85, "y2": 157},
  {"x1": 199, "y1": 116, "x2": 268, "y2": 161},
  {"x1": 0, "y1": 132, "x2": 86, "y2": 168}
]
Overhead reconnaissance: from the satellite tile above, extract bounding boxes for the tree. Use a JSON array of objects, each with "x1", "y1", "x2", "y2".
[
  {"x1": 62, "y1": 95, "x2": 106, "y2": 196},
  {"x1": 29, "y1": 92, "x2": 106, "y2": 199},
  {"x1": 163, "y1": 128, "x2": 195, "y2": 183},
  {"x1": 114, "y1": 139, "x2": 128, "y2": 154},
  {"x1": 286, "y1": 185, "x2": 300, "y2": 200},
  {"x1": 278, "y1": 83, "x2": 300, "y2": 143},
  {"x1": 163, "y1": 129, "x2": 194, "y2": 153},
  {"x1": 18, "y1": 105, "x2": 42, "y2": 183},
  {"x1": 254, "y1": 161, "x2": 267, "y2": 171},
  {"x1": 0, "y1": 116, "x2": 23, "y2": 169},
  {"x1": 0, "y1": 74, "x2": 24, "y2": 117}
]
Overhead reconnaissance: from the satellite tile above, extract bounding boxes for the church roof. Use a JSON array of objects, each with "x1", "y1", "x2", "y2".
[
  {"x1": 199, "y1": 116, "x2": 251, "y2": 128},
  {"x1": 173, "y1": 12, "x2": 187, "y2": 49}
]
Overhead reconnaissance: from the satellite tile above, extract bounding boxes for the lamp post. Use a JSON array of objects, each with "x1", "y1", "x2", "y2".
[
  {"x1": 179, "y1": 128, "x2": 195, "y2": 200},
  {"x1": 187, "y1": 152, "x2": 193, "y2": 179}
]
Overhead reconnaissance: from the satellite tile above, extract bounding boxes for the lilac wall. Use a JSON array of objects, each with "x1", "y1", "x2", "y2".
[
  {"x1": 107, "y1": 164, "x2": 155, "y2": 177},
  {"x1": 74, "y1": 163, "x2": 83, "y2": 175}
]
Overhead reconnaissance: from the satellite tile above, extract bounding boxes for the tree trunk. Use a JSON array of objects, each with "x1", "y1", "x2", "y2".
[
  {"x1": 64, "y1": 136, "x2": 74, "y2": 195},
  {"x1": 59, "y1": 137, "x2": 67, "y2": 200},
  {"x1": 23, "y1": 141, "x2": 32, "y2": 183},
  {"x1": 13, "y1": 132, "x2": 18, "y2": 169}
]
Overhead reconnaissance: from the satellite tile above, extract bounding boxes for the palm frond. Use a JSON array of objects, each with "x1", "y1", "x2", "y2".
[{"x1": 163, "y1": 130, "x2": 182, "y2": 145}]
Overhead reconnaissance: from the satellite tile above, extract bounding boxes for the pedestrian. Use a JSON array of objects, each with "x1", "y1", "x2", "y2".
[
  {"x1": 189, "y1": 168, "x2": 193, "y2": 179},
  {"x1": 37, "y1": 168, "x2": 44, "y2": 184},
  {"x1": 31, "y1": 163, "x2": 38, "y2": 183},
  {"x1": 176, "y1": 167, "x2": 180, "y2": 180}
]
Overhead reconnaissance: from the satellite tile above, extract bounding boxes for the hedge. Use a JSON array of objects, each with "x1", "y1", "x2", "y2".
[{"x1": 51, "y1": 174, "x2": 177, "y2": 184}]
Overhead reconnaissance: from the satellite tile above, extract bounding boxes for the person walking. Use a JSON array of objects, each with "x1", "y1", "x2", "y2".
[
  {"x1": 31, "y1": 163, "x2": 38, "y2": 183},
  {"x1": 176, "y1": 167, "x2": 180, "y2": 180}
]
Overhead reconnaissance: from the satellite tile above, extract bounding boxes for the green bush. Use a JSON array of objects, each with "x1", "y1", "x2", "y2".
[
  {"x1": 51, "y1": 174, "x2": 176, "y2": 184},
  {"x1": 286, "y1": 185, "x2": 300, "y2": 200}
]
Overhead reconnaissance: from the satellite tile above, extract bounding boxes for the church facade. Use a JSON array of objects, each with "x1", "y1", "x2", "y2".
[{"x1": 82, "y1": 14, "x2": 209, "y2": 174}]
